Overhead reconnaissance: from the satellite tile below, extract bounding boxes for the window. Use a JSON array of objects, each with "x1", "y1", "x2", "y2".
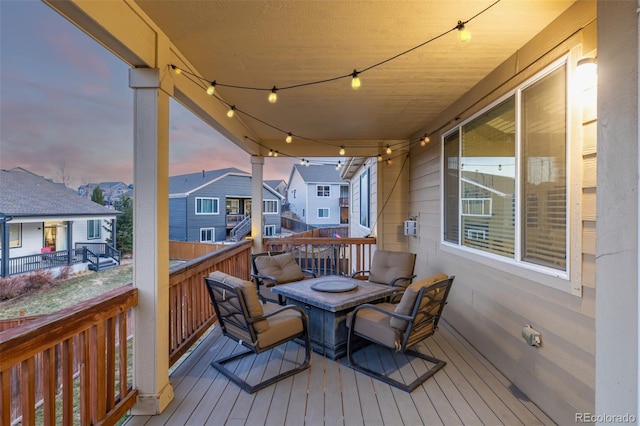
[
  {"x1": 318, "y1": 208, "x2": 330, "y2": 218},
  {"x1": 200, "y1": 228, "x2": 215, "y2": 242},
  {"x1": 263, "y1": 200, "x2": 278, "y2": 214},
  {"x1": 87, "y1": 220, "x2": 101, "y2": 239},
  {"x1": 0, "y1": 223, "x2": 22, "y2": 248},
  {"x1": 360, "y1": 169, "x2": 370, "y2": 228},
  {"x1": 443, "y1": 62, "x2": 567, "y2": 272},
  {"x1": 264, "y1": 225, "x2": 276, "y2": 236},
  {"x1": 317, "y1": 185, "x2": 330, "y2": 197},
  {"x1": 195, "y1": 197, "x2": 219, "y2": 215}
]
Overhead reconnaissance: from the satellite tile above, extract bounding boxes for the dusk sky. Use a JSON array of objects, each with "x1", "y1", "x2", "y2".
[{"x1": 0, "y1": 1, "x2": 298, "y2": 189}]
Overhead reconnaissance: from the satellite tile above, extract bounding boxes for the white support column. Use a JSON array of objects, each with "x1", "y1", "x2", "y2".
[
  {"x1": 129, "y1": 68, "x2": 174, "y2": 414},
  {"x1": 251, "y1": 156, "x2": 264, "y2": 252}
]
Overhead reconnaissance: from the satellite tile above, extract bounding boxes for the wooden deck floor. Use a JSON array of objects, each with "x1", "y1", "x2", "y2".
[{"x1": 125, "y1": 321, "x2": 555, "y2": 426}]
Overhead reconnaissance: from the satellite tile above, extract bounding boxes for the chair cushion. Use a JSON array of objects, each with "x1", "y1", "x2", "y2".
[
  {"x1": 347, "y1": 303, "x2": 400, "y2": 349},
  {"x1": 368, "y1": 250, "x2": 416, "y2": 286},
  {"x1": 390, "y1": 273, "x2": 449, "y2": 331},
  {"x1": 253, "y1": 253, "x2": 305, "y2": 284},
  {"x1": 208, "y1": 271, "x2": 269, "y2": 333},
  {"x1": 257, "y1": 303, "x2": 304, "y2": 349}
]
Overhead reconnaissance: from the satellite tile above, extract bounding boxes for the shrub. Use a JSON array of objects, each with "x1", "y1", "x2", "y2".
[
  {"x1": 56, "y1": 265, "x2": 73, "y2": 280},
  {"x1": 24, "y1": 269, "x2": 54, "y2": 291},
  {"x1": 0, "y1": 276, "x2": 27, "y2": 300}
]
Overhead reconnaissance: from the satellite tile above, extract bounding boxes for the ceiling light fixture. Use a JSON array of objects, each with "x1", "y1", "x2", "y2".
[
  {"x1": 268, "y1": 86, "x2": 278, "y2": 103},
  {"x1": 576, "y1": 57, "x2": 597, "y2": 91},
  {"x1": 206, "y1": 81, "x2": 216, "y2": 95},
  {"x1": 457, "y1": 20, "x2": 471, "y2": 43},
  {"x1": 351, "y1": 70, "x2": 361, "y2": 90}
]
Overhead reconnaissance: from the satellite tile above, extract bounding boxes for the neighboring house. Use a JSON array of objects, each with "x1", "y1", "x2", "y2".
[
  {"x1": 264, "y1": 179, "x2": 287, "y2": 202},
  {"x1": 78, "y1": 181, "x2": 133, "y2": 206},
  {"x1": 169, "y1": 168, "x2": 283, "y2": 242},
  {"x1": 286, "y1": 164, "x2": 349, "y2": 226},
  {"x1": 0, "y1": 167, "x2": 121, "y2": 277}
]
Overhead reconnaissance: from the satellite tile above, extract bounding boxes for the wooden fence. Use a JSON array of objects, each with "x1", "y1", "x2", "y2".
[
  {"x1": 0, "y1": 285, "x2": 138, "y2": 426},
  {"x1": 169, "y1": 241, "x2": 227, "y2": 261}
]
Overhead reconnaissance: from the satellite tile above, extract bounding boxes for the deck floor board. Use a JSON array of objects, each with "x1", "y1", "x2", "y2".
[{"x1": 125, "y1": 321, "x2": 555, "y2": 425}]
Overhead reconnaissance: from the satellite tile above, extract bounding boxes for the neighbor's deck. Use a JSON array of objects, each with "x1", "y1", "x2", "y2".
[{"x1": 125, "y1": 322, "x2": 554, "y2": 425}]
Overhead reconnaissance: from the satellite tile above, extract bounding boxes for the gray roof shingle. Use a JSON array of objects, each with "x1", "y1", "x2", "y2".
[
  {"x1": 169, "y1": 168, "x2": 248, "y2": 195},
  {"x1": 0, "y1": 168, "x2": 119, "y2": 218},
  {"x1": 292, "y1": 164, "x2": 347, "y2": 184}
]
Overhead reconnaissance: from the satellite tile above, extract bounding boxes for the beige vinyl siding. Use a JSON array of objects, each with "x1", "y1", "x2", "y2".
[{"x1": 408, "y1": 3, "x2": 596, "y2": 424}]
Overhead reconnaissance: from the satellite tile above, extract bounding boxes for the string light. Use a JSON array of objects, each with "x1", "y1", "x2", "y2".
[
  {"x1": 305, "y1": 160, "x2": 310, "y2": 166},
  {"x1": 420, "y1": 134, "x2": 430, "y2": 146},
  {"x1": 300, "y1": 158, "x2": 306, "y2": 165},
  {"x1": 268, "y1": 86, "x2": 278, "y2": 103},
  {"x1": 171, "y1": 64, "x2": 182, "y2": 75},
  {"x1": 286, "y1": 132, "x2": 293, "y2": 143},
  {"x1": 268, "y1": 149, "x2": 274, "y2": 157},
  {"x1": 206, "y1": 81, "x2": 216, "y2": 95},
  {"x1": 386, "y1": 159, "x2": 392, "y2": 165},
  {"x1": 457, "y1": 20, "x2": 471, "y2": 43},
  {"x1": 386, "y1": 145, "x2": 392, "y2": 155},
  {"x1": 339, "y1": 146, "x2": 346, "y2": 156},
  {"x1": 274, "y1": 150, "x2": 279, "y2": 157},
  {"x1": 377, "y1": 154, "x2": 383, "y2": 162},
  {"x1": 226, "y1": 105, "x2": 236, "y2": 118},
  {"x1": 336, "y1": 161, "x2": 342, "y2": 170},
  {"x1": 351, "y1": 70, "x2": 361, "y2": 90}
]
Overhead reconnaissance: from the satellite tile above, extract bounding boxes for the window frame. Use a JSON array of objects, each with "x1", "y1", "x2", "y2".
[
  {"x1": 317, "y1": 208, "x2": 330, "y2": 219},
  {"x1": 195, "y1": 197, "x2": 219, "y2": 215},
  {"x1": 316, "y1": 185, "x2": 331, "y2": 197},
  {"x1": 264, "y1": 225, "x2": 276, "y2": 236},
  {"x1": 263, "y1": 200, "x2": 279, "y2": 214},
  {"x1": 0, "y1": 223, "x2": 23, "y2": 249},
  {"x1": 200, "y1": 227, "x2": 215, "y2": 243},
  {"x1": 440, "y1": 55, "x2": 579, "y2": 294},
  {"x1": 87, "y1": 219, "x2": 101, "y2": 239},
  {"x1": 359, "y1": 168, "x2": 370, "y2": 228}
]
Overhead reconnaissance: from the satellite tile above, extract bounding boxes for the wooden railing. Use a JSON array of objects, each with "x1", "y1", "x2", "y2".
[
  {"x1": 3, "y1": 248, "x2": 85, "y2": 276},
  {"x1": 263, "y1": 236, "x2": 376, "y2": 277},
  {"x1": 168, "y1": 239, "x2": 252, "y2": 366},
  {"x1": 0, "y1": 285, "x2": 138, "y2": 426},
  {"x1": 169, "y1": 241, "x2": 227, "y2": 261}
]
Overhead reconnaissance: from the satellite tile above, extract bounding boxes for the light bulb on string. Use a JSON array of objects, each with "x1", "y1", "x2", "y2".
[
  {"x1": 386, "y1": 159, "x2": 392, "y2": 165},
  {"x1": 268, "y1": 86, "x2": 278, "y2": 104},
  {"x1": 377, "y1": 154, "x2": 383, "y2": 162},
  {"x1": 206, "y1": 81, "x2": 216, "y2": 95},
  {"x1": 339, "y1": 146, "x2": 346, "y2": 156},
  {"x1": 457, "y1": 20, "x2": 471, "y2": 43},
  {"x1": 336, "y1": 161, "x2": 342, "y2": 170},
  {"x1": 305, "y1": 160, "x2": 310, "y2": 166},
  {"x1": 274, "y1": 151, "x2": 279, "y2": 157},
  {"x1": 286, "y1": 132, "x2": 293, "y2": 143},
  {"x1": 268, "y1": 149, "x2": 273, "y2": 157},
  {"x1": 227, "y1": 106, "x2": 236, "y2": 118},
  {"x1": 171, "y1": 65, "x2": 182, "y2": 75},
  {"x1": 300, "y1": 158, "x2": 306, "y2": 165},
  {"x1": 386, "y1": 145, "x2": 392, "y2": 155},
  {"x1": 351, "y1": 70, "x2": 361, "y2": 90}
]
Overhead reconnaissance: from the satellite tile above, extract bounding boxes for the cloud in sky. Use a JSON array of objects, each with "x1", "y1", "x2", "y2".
[{"x1": 0, "y1": 1, "x2": 297, "y2": 189}]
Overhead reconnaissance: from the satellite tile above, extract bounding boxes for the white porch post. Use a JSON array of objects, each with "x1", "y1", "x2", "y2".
[
  {"x1": 251, "y1": 156, "x2": 264, "y2": 252},
  {"x1": 129, "y1": 68, "x2": 174, "y2": 414},
  {"x1": 596, "y1": 0, "x2": 639, "y2": 420}
]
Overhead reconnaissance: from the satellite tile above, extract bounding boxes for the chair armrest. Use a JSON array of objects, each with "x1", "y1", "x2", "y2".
[
  {"x1": 389, "y1": 274, "x2": 417, "y2": 288},
  {"x1": 350, "y1": 303, "x2": 413, "y2": 323},
  {"x1": 350, "y1": 270, "x2": 370, "y2": 279},
  {"x1": 250, "y1": 273, "x2": 280, "y2": 286},
  {"x1": 247, "y1": 304, "x2": 308, "y2": 323},
  {"x1": 302, "y1": 269, "x2": 317, "y2": 278}
]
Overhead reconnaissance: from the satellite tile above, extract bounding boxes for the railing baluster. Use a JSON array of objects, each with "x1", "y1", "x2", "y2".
[
  {"x1": 42, "y1": 347, "x2": 56, "y2": 426},
  {"x1": 20, "y1": 358, "x2": 35, "y2": 426}
]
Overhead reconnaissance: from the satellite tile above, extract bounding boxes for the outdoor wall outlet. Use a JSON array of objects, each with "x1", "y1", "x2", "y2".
[
  {"x1": 404, "y1": 220, "x2": 417, "y2": 236},
  {"x1": 522, "y1": 324, "x2": 541, "y2": 347}
]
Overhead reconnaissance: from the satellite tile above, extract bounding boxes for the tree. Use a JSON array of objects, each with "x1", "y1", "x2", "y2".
[
  {"x1": 108, "y1": 195, "x2": 133, "y2": 253},
  {"x1": 56, "y1": 160, "x2": 72, "y2": 187},
  {"x1": 91, "y1": 185, "x2": 104, "y2": 205}
]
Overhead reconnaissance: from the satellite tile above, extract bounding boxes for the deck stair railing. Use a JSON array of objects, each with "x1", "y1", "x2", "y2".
[{"x1": 230, "y1": 216, "x2": 252, "y2": 242}]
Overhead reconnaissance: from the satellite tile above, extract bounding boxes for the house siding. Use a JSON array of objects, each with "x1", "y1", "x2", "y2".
[
  {"x1": 407, "y1": 3, "x2": 596, "y2": 424},
  {"x1": 287, "y1": 168, "x2": 308, "y2": 220},
  {"x1": 350, "y1": 158, "x2": 377, "y2": 238},
  {"x1": 171, "y1": 174, "x2": 281, "y2": 242},
  {"x1": 306, "y1": 183, "x2": 346, "y2": 226}
]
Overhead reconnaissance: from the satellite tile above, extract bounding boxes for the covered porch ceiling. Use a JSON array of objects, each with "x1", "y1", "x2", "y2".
[
  {"x1": 131, "y1": 0, "x2": 575, "y2": 158},
  {"x1": 47, "y1": 0, "x2": 576, "y2": 159}
]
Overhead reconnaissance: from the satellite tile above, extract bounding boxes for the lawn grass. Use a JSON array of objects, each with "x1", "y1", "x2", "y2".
[{"x1": 0, "y1": 264, "x2": 133, "y2": 320}]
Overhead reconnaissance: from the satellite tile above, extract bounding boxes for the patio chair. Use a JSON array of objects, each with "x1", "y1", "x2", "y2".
[
  {"x1": 346, "y1": 273, "x2": 454, "y2": 392},
  {"x1": 203, "y1": 271, "x2": 311, "y2": 393},
  {"x1": 350, "y1": 250, "x2": 417, "y2": 289},
  {"x1": 251, "y1": 251, "x2": 317, "y2": 304}
]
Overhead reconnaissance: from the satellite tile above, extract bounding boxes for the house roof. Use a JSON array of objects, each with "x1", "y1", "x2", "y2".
[
  {"x1": 289, "y1": 164, "x2": 348, "y2": 185},
  {"x1": 0, "y1": 168, "x2": 119, "y2": 218},
  {"x1": 265, "y1": 179, "x2": 286, "y2": 189},
  {"x1": 169, "y1": 168, "x2": 283, "y2": 198}
]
